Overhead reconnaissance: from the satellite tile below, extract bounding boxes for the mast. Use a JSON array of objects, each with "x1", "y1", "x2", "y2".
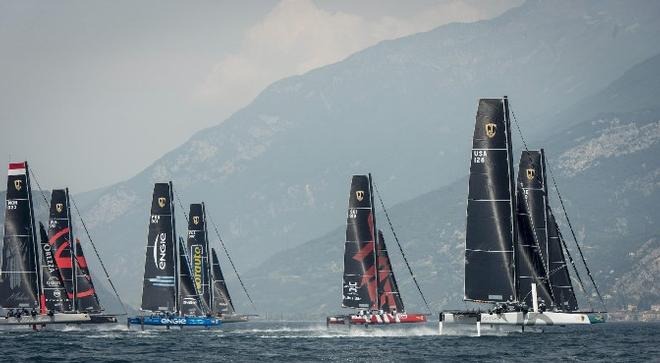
[
  {"x1": 342, "y1": 175, "x2": 378, "y2": 310},
  {"x1": 140, "y1": 182, "x2": 177, "y2": 313},
  {"x1": 0, "y1": 162, "x2": 41, "y2": 310},
  {"x1": 464, "y1": 97, "x2": 517, "y2": 303},
  {"x1": 369, "y1": 174, "x2": 380, "y2": 310},
  {"x1": 203, "y1": 203, "x2": 213, "y2": 312},
  {"x1": 47, "y1": 189, "x2": 77, "y2": 312},
  {"x1": 66, "y1": 189, "x2": 78, "y2": 311}
]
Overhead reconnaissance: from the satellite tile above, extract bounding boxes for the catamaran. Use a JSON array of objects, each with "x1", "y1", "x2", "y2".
[
  {"x1": 1, "y1": 162, "x2": 90, "y2": 327},
  {"x1": 127, "y1": 182, "x2": 221, "y2": 328},
  {"x1": 45, "y1": 188, "x2": 120, "y2": 324},
  {"x1": 327, "y1": 174, "x2": 428, "y2": 326},
  {"x1": 439, "y1": 97, "x2": 607, "y2": 333},
  {"x1": 187, "y1": 203, "x2": 249, "y2": 323}
]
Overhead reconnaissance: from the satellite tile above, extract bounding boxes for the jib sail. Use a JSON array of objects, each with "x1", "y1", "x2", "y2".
[
  {"x1": 464, "y1": 98, "x2": 517, "y2": 303},
  {"x1": 73, "y1": 239, "x2": 103, "y2": 312},
  {"x1": 178, "y1": 237, "x2": 206, "y2": 316},
  {"x1": 342, "y1": 174, "x2": 378, "y2": 310},
  {"x1": 0, "y1": 162, "x2": 40, "y2": 309},
  {"x1": 515, "y1": 150, "x2": 554, "y2": 307},
  {"x1": 376, "y1": 230, "x2": 404, "y2": 313},
  {"x1": 141, "y1": 182, "x2": 177, "y2": 312},
  {"x1": 210, "y1": 248, "x2": 234, "y2": 314},
  {"x1": 187, "y1": 203, "x2": 211, "y2": 310},
  {"x1": 38, "y1": 222, "x2": 71, "y2": 312},
  {"x1": 547, "y1": 207, "x2": 578, "y2": 311}
]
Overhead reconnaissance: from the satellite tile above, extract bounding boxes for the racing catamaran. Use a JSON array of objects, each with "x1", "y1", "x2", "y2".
[
  {"x1": 1, "y1": 162, "x2": 90, "y2": 327},
  {"x1": 439, "y1": 97, "x2": 606, "y2": 333},
  {"x1": 127, "y1": 182, "x2": 221, "y2": 328},
  {"x1": 327, "y1": 174, "x2": 427, "y2": 325}
]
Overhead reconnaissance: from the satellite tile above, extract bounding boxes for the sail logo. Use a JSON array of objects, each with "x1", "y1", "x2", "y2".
[
  {"x1": 526, "y1": 168, "x2": 535, "y2": 181},
  {"x1": 42, "y1": 243, "x2": 57, "y2": 273},
  {"x1": 485, "y1": 123, "x2": 497, "y2": 138},
  {"x1": 153, "y1": 232, "x2": 168, "y2": 270},
  {"x1": 55, "y1": 203, "x2": 64, "y2": 213},
  {"x1": 191, "y1": 245, "x2": 204, "y2": 292},
  {"x1": 14, "y1": 179, "x2": 22, "y2": 191},
  {"x1": 192, "y1": 216, "x2": 200, "y2": 225},
  {"x1": 355, "y1": 191, "x2": 365, "y2": 202},
  {"x1": 158, "y1": 197, "x2": 167, "y2": 208},
  {"x1": 348, "y1": 209, "x2": 357, "y2": 219}
]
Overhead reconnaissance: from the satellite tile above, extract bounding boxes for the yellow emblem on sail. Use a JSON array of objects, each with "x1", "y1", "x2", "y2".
[
  {"x1": 485, "y1": 123, "x2": 497, "y2": 138},
  {"x1": 355, "y1": 190, "x2": 364, "y2": 202},
  {"x1": 14, "y1": 180, "x2": 22, "y2": 191},
  {"x1": 56, "y1": 203, "x2": 64, "y2": 213},
  {"x1": 158, "y1": 197, "x2": 167, "y2": 208},
  {"x1": 526, "y1": 168, "x2": 535, "y2": 181},
  {"x1": 193, "y1": 216, "x2": 200, "y2": 225}
]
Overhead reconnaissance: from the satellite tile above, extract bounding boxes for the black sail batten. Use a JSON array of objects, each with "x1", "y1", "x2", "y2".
[
  {"x1": 38, "y1": 222, "x2": 71, "y2": 312},
  {"x1": 464, "y1": 98, "x2": 517, "y2": 303},
  {"x1": 186, "y1": 203, "x2": 211, "y2": 311},
  {"x1": 0, "y1": 162, "x2": 41, "y2": 309},
  {"x1": 546, "y1": 207, "x2": 579, "y2": 311},
  {"x1": 210, "y1": 248, "x2": 234, "y2": 314},
  {"x1": 177, "y1": 237, "x2": 207, "y2": 316},
  {"x1": 515, "y1": 150, "x2": 554, "y2": 307},
  {"x1": 376, "y1": 230, "x2": 404, "y2": 313},
  {"x1": 73, "y1": 239, "x2": 103, "y2": 312},
  {"x1": 342, "y1": 175, "x2": 378, "y2": 310},
  {"x1": 140, "y1": 182, "x2": 177, "y2": 312}
]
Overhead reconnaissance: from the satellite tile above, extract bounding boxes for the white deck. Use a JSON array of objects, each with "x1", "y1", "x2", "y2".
[{"x1": 0, "y1": 313, "x2": 90, "y2": 325}]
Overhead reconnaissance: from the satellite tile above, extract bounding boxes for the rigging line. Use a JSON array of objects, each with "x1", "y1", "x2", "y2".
[
  {"x1": 545, "y1": 160, "x2": 606, "y2": 309},
  {"x1": 27, "y1": 169, "x2": 50, "y2": 208},
  {"x1": 206, "y1": 212, "x2": 258, "y2": 314},
  {"x1": 553, "y1": 216, "x2": 593, "y2": 311},
  {"x1": 172, "y1": 187, "x2": 189, "y2": 223},
  {"x1": 69, "y1": 195, "x2": 128, "y2": 315},
  {"x1": 372, "y1": 181, "x2": 433, "y2": 315}
]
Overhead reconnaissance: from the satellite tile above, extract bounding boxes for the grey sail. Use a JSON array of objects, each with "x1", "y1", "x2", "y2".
[
  {"x1": 0, "y1": 162, "x2": 41, "y2": 309},
  {"x1": 515, "y1": 150, "x2": 554, "y2": 307},
  {"x1": 546, "y1": 207, "x2": 579, "y2": 311},
  {"x1": 210, "y1": 248, "x2": 234, "y2": 314},
  {"x1": 464, "y1": 98, "x2": 517, "y2": 303},
  {"x1": 140, "y1": 182, "x2": 177, "y2": 312}
]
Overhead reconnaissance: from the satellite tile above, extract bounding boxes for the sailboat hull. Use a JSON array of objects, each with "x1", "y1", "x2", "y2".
[
  {"x1": 219, "y1": 314, "x2": 250, "y2": 323},
  {"x1": 127, "y1": 316, "x2": 222, "y2": 328},
  {"x1": 327, "y1": 312, "x2": 427, "y2": 325},
  {"x1": 440, "y1": 311, "x2": 606, "y2": 326},
  {"x1": 0, "y1": 313, "x2": 90, "y2": 326}
]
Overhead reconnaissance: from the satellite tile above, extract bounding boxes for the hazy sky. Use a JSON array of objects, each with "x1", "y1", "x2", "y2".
[{"x1": 0, "y1": 0, "x2": 521, "y2": 192}]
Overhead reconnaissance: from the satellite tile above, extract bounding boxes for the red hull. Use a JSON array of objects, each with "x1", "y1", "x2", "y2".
[{"x1": 327, "y1": 312, "x2": 427, "y2": 325}]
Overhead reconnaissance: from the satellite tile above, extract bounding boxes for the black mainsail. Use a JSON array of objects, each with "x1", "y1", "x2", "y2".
[
  {"x1": 0, "y1": 162, "x2": 41, "y2": 309},
  {"x1": 38, "y1": 222, "x2": 71, "y2": 312},
  {"x1": 48, "y1": 189, "x2": 77, "y2": 308},
  {"x1": 186, "y1": 203, "x2": 212, "y2": 310},
  {"x1": 464, "y1": 98, "x2": 517, "y2": 303},
  {"x1": 376, "y1": 230, "x2": 404, "y2": 313},
  {"x1": 515, "y1": 150, "x2": 554, "y2": 307},
  {"x1": 547, "y1": 207, "x2": 578, "y2": 311},
  {"x1": 210, "y1": 248, "x2": 234, "y2": 314},
  {"x1": 141, "y1": 182, "x2": 177, "y2": 312},
  {"x1": 342, "y1": 174, "x2": 378, "y2": 310},
  {"x1": 177, "y1": 237, "x2": 206, "y2": 316}
]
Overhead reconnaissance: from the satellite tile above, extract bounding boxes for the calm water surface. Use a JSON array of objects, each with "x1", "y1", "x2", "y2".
[{"x1": 0, "y1": 321, "x2": 658, "y2": 362}]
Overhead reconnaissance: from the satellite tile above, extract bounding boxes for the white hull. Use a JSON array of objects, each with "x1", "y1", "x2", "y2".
[
  {"x1": 0, "y1": 313, "x2": 90, "y2": 326},
  {"x1": 441, "y1": 311, "x2": 606, "y2": 326}
]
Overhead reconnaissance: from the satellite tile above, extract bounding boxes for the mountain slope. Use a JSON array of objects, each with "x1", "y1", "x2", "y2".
[
  {"x1": 4, "y1": 0, "x2": 660, "y2": 309},
  {"x1": 243, "y1": 53, "x2": 660, "y2": 316}
]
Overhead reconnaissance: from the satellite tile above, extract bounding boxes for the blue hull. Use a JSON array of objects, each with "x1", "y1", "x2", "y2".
[{"x1": 127, "y1": 316, "x2": 222, "y2": 328}]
